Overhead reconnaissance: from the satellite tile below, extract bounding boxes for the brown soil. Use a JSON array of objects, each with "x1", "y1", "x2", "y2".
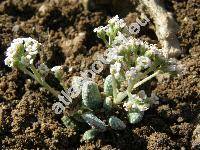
[{"x1": 0, "y1": 0, "x2": 199, "y2": 149}]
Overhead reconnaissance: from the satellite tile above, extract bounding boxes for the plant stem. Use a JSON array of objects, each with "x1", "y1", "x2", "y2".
[
  {"x1": 111, "y1": 74, "x2": 118, "y2": 102},
  {"x1": 102, "y1": 38, "x2": 109, "y2": 47},
  {"x1": 30, "y1": 64, "x2": 43, "y2": 83},
  {"x1": 133, "y1": 70, "x2": 161, "y2": 89},
  {"x1": 115, "y1": 91, "x2": 127, "y2": 104},
  {"x1": 42, "y1": 79, "x2": 59, "y2": 97},
  {"x1": 117, "y1": 69, "x2": 161, "y2": 103},
  {"x1": 127, "y1": 91, "x2": 132, "y2": 101},
  {"x1": 60, "y1": 81, "x2": 68, "y2": 91},
  {"x1": 125, "y1": 52, "x2": 132, "y2": 68},
  {"x1": 30, "y1": 64, "x2": 59, "y2": 97},
  {"x1": 109, "y1": 36, "x2": 112, "y2": 46},
  {"x1": 127, "y1": 63, "x2": 159, "y2": 92},
  {"x1": 23, "y1": 68, "x2": 35, "y2": 79}
]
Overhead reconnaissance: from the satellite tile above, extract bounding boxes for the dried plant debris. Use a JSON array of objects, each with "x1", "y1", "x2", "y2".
[{"x1": 139, "y1": 0, "x2": 182, "y2": 58}]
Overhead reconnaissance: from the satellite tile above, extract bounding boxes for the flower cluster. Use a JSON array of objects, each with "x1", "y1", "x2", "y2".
[
  {"x1": 123, "y1": 90, "x2": 159, "y2": 112},
  {"x1": 93, "y1": 15, "x2": 126, "y2": 44},
  {"x1": 4, "y1": 38, "x2": 41, "y2": 68},
  {"x1": 4, "y1": 38, "x2": 64, "y2": 97}
]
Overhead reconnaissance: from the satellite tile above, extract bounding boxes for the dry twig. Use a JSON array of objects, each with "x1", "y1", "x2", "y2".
[{"x1": 139, "y1": 0, "x2": 182, "y2": 58}]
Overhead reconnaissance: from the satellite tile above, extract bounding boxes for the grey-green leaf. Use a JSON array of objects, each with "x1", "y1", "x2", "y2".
[
  {"x1": 128, "y1": 111, "x2": 144, "y2": 124},
  {"x1": 109, "y1": 116, "x2": 126, "y2": 130},
  {"x1": 71, "y1": 76, "x2": 84, "y2": 95},
  {"x1": 82, "y1": 81, "x2": 101, "y2": 109},
  {"x1": 103, "y1": 96, "x2": 113, "y2": 111},
  {"x1": 82, "y1": 113, "x2": 107, "y2": 132},
  {"x1": 82, "y1": 128, "x2": 99, "y2": 141},
  {"x1": 104, "y1": 75, "x2": 113, "y2": 96},
  {"x1": 61, "y1": 116, "x2": 76, "y2": 128}
]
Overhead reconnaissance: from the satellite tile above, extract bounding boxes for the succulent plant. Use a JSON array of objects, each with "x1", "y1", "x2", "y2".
[
  {"x1": 71, "y1": 76, "x2": 84, "y2": 95},
  {"x1": 5, "y1": 16, "x2": 181, "y2": 142}
]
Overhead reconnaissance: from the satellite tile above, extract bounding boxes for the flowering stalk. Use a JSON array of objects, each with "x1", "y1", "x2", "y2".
[
  {"x1": 4, "y1": 38, "x2": 60, "y2": 97},
  {"x1": 30, "y1": 64, "x2": 59, "y2": 97},
  {"x1": 117, "y1": 68, "x2": 160, "y2": 104},
  {"x1": 51, "y1": 66, "x2": 66, "y2": 90}
]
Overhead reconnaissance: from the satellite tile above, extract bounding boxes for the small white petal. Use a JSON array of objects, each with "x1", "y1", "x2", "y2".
[{"x1": 136, "y1": 56, "x2": 152, "y2": 69}]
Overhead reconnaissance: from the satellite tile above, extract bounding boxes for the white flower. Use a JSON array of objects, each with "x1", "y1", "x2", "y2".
[
  {"x1": 131, "y1": 93, "x2": 150, "y2": 111},
  {"x1": 110, "y1": 62, "x2": 121, "y2": 75},
  {"x1": 12, "y1": 38, "x2": 23, "y2": 43},
  {"x1": 108, "y1": 15, "x2": 126, "y2": 29},
  {"x1": 38, "y1": 63, "x2": 49, "y2": 76},
  {"x1": 149, "y1": 44, "x2": 162, "y2": 55},
  {"x1": 113, "y1": 32, "x2": 129, "y2": 47},
  {"x1": 93, "y1": 26, "x2": 104, "y2": 33},
  {"x1": 130, "y1": 94, "x2": 143, "y2": 102},
  {"x1": 118, "y1": 44, "x2": 128, "y2": 53},
  {"x1": 123, "y1": 101, "x2": 134, "y2": 111},
  {"x1": 4, "y1": 38, "x2": 41, "y2": 67},
  {"x1": 123, "y1": 92, "x2": 150, "y2": 112},
  {"x1": 116, "y1": 19, "x2": 126, "y2": 28},
  {"x1": 108, "y1": 15, "x2": 120, "y2": 24},
  {"x1": 125, "y1": 67, "x2": 140, "y2": 80},
  {"x1": 131, "y1": 103, "x2": 138, "y2": 109},
  {"x1": 4, "y1": 40, "x2": 24, "y2": 67},
  {"x1": 106, "y1": 47, "x2": 124, "y2": 62},
  {"x1": 51, "y1": 66, "x2": 62, "y2": 72},
  {"x1": 136, "y1": 56, "x2": 152, "y2": 69},
  {"x1": 123, "y1": 95, "x2": 138, "y2": 111},
  {"x1": 123, "y1": 94, "x2": 141, "y2": 111},
  {"x1": 20, "y1": 56, "x2": 30, "y2": 66},
  {"x1": 51, "y1": 66, "x2": 63, "y2": 79},
  {"x1": 137, "y1": 103, "x2": 150, "y2": 111},
  {"x1": 131, "y1": 38, "x2": 144, "y2": 47}
]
